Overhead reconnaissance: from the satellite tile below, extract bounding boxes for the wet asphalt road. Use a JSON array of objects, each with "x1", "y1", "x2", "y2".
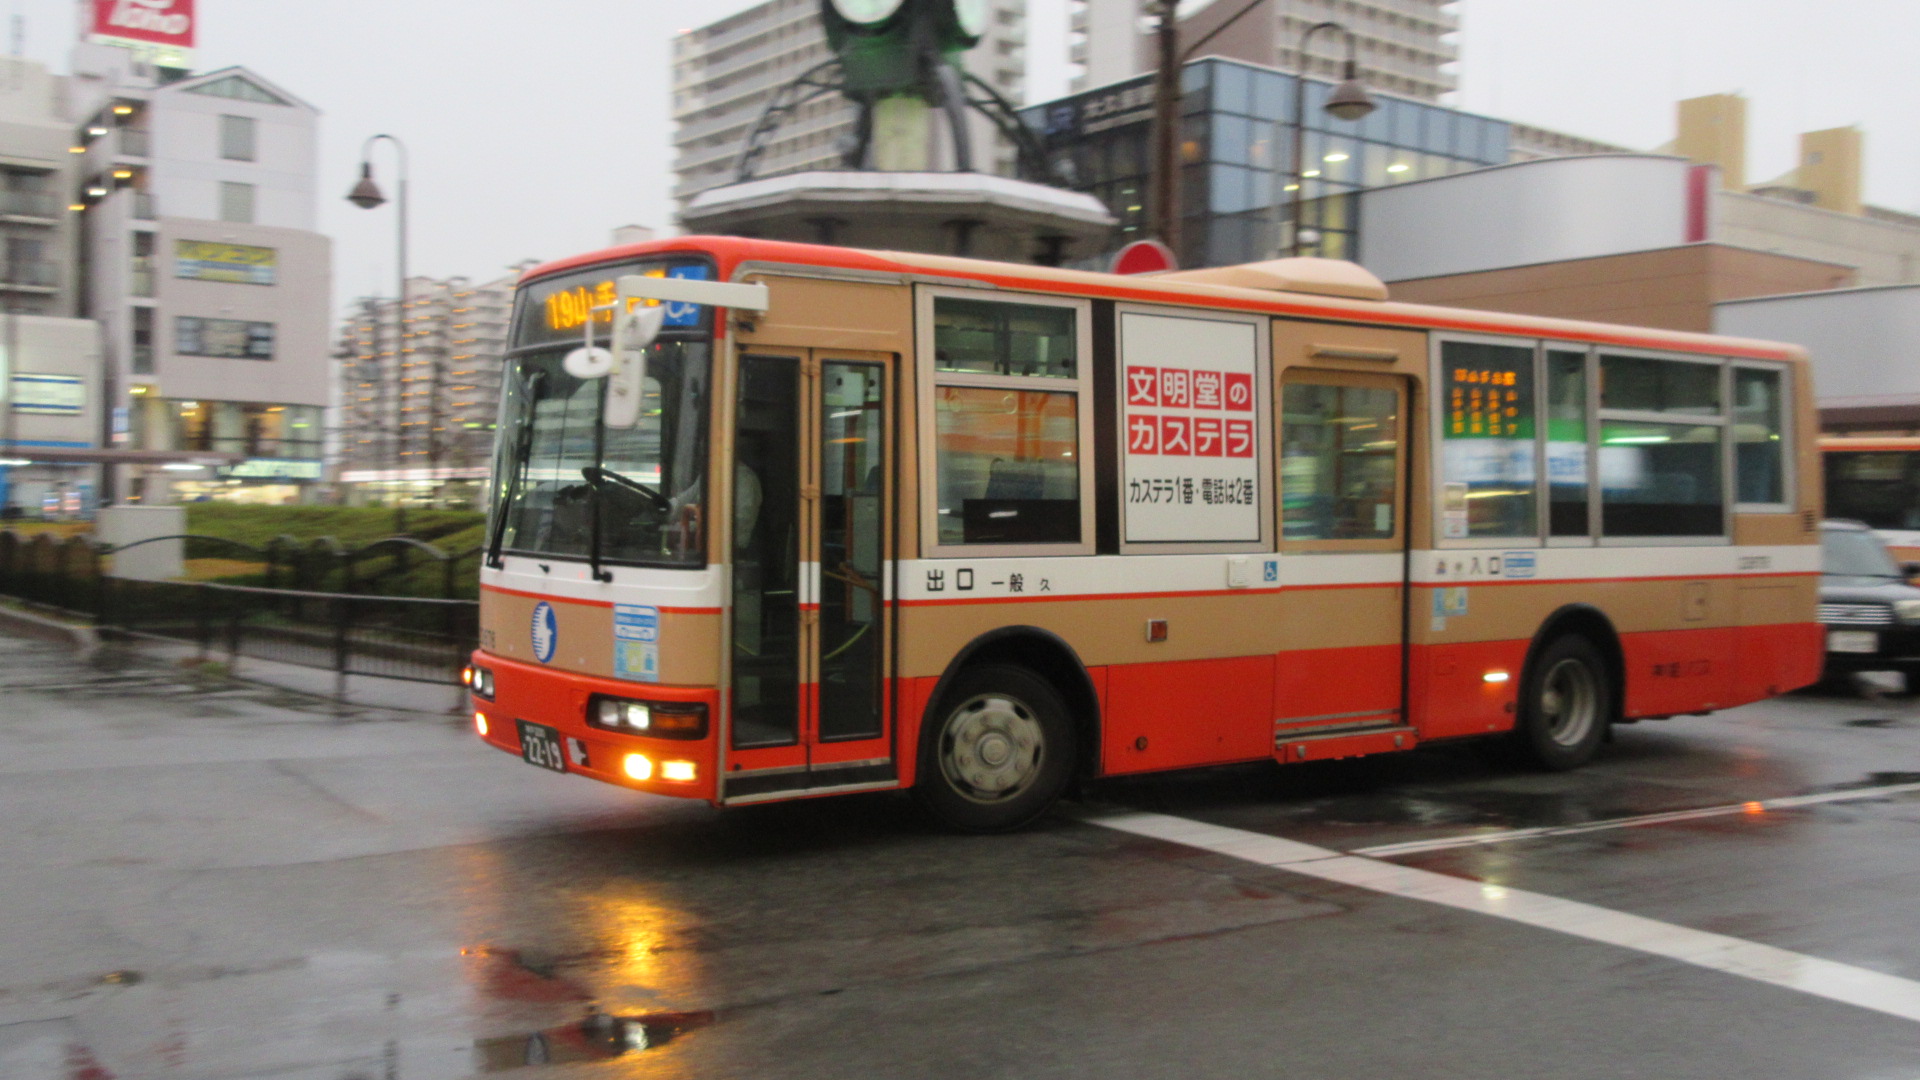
[{"x1": 3, "y1": 633, "x2": 1920, "y2": 1079}]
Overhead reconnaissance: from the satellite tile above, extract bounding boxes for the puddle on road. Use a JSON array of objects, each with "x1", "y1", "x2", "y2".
[
  {"x1": 461, "y1": 945, "x2": 717, "y2": 1068},
  {"x1": 472, "y1": 1007, "x2": 715, "y2": 1071}
]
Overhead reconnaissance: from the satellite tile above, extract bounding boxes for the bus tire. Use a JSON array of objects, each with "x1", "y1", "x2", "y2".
[
  {"x1": 914, "y1": 664, "x2": 1076, "y2": 833},
  {"x1": 1512, "y1": 635, "x2": 1611, "y2": 771}
]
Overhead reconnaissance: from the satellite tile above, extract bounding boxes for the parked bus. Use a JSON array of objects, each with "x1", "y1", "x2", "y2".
[
  {"x1": 1822, "y1": 436, "x2": 1920, "y2": 561},
  {"x1": 467, "y1": 236, "x2": 1824, "y2": 831}
]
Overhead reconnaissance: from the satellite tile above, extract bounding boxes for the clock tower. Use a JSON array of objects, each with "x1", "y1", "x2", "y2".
[{"x1": 683, "y1": 0, "x2": 1116, "y2": 266}]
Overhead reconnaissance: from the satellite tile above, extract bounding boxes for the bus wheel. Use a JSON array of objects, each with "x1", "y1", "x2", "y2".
[
  {"x1": 914, "y1": 664, "x2": 1075, "y2": 833},
  {"x1": 1513, "y1": 635, "x2": 1611, "y2": 771}
]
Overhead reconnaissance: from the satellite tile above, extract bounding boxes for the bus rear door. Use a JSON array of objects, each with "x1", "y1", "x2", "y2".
[{"x1": 1273, "y1": 369, "x2": 1413, "y2": 747}]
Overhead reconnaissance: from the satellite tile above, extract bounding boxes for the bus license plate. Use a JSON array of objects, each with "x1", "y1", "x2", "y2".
[
  {"x1": 517, "y1": 720, "x2": 568, "y2": 772},
  {"x1": 1828, "y1": 630, "x2": 1878, "y2": 654}
]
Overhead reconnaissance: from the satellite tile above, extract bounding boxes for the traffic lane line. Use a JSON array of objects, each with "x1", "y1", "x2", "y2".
[
  {"x1": 1350, "y1": 779, "x2": 1920, "y2": 858},
  {"x1": 1077, "y1": 808, "x2": 1920, "y2": 1026}
]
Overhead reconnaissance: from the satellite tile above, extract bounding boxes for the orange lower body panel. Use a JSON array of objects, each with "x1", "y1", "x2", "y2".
[
  {"x1": 470, "y1": 651, "x2": 722, "y2": 801},
  {"x1": 1101, "y1": 655, "x2": 1274, "y2": 776}
]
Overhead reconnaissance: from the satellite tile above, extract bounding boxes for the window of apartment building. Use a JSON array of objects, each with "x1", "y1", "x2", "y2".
[
  {"x1": 5, "y1": 237, "x2": 46, "y2": 286},
  {"x1": 131, "y1": 232, "x2": 155, "y2": 298},
  {"x1": 219, "y1": 181, "x2": 255, "y2": 224},
  {"x1": 176, "y1": 316, "x2": 275, "y2": 360},
  {"x1": 168, "y1": 400, "x2": 322, "y2": 459},
  {"x1": 132, "y1": 306, "x2": 155, "y2": 375},
  {"x1": 219, "y1": 114, "x2": 257, "y2": 161},
  {"x1": 2, "y1": 168, "x2": 50, "y2": 218}
]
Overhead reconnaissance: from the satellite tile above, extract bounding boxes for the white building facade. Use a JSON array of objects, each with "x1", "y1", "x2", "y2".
[
  {"x1": 0, "y1": 55, "x2": 103, "y2": 517},
  {"x1": 67, "y1": 47, "x2": 332, "y2": 506}
]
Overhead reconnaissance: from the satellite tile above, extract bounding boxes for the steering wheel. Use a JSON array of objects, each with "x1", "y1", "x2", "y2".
[{"x1": 581, "y1": 466, "x2": 670, "y2": 513}]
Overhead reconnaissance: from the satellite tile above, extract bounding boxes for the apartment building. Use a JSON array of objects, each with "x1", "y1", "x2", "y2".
[
  {"x1": 1070, "y1": 0, "x2": 1459, "y2": 102},
  {"x1": 671, "y1": 0, "x2": 1028, "y2": 219},
  {"x1": 0, "y1": 55, "x2": 100, "y2": 516},
  {"x1": 66, "y1": 43, "x2": 332, "y2": 505},
  {"x1": 336, "y1": 272, "x2": 517, "y2": 508}
]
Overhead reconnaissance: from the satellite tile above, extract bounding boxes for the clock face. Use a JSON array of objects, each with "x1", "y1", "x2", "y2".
[
  {"x1": 951, "y1": 0, "x2": 988, "y2": 36},
  {"x1": 830, "y1": 0, "x2": 906, "y2": 25}
]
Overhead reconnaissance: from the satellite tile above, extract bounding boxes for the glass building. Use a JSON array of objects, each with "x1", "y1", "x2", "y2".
[{"x1": 1024, "y1": 58, "x2": 1512, "y2": 268}]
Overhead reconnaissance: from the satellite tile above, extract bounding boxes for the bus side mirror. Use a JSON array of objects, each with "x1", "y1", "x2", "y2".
[
  {"x1": 1903, "y1": 561, "x2": 1920, "y2": 579},
  {"x1": 604, "y1": 305, "x2": 665, "y2": 429}
]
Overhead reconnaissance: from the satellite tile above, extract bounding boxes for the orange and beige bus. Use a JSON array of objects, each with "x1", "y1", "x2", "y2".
[
  {"x1": 466, "y1": 236, "x2": 1823, "y2": 831},
  {"x1": 1822, "y1": 436, "x2": 1920, "y2": 562}
]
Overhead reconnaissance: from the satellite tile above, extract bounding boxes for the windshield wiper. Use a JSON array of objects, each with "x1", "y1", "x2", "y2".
[{"x1": 485, "y1": 369, "x2": 545, "y2": 570}]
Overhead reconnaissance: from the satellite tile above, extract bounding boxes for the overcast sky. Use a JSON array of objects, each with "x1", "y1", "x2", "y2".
[{"x1": 10, "y1": 0, "x2": 1919, "y2": 316}]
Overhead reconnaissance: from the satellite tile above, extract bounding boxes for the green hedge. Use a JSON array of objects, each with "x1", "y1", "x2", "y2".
[{"x1": 184, "y1": 505, "x2": 484, "y2": 548}]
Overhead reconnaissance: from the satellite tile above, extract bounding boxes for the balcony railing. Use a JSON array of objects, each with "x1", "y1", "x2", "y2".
[
  {"x1": 0, "y1": 191, "x2": 61, "y2": 219},
  {"x1": 133, "y1": 191, "x2": 156, "y2": 220},
  {"x1": 131, "y1": 256, "x2": 154, "y2": 298},
  {"x1": 0, "y1": 260, "x2": 57, "y2": 289},
  {"x1": 116, "y1": 129, "x2": 151, "y2": 157}
]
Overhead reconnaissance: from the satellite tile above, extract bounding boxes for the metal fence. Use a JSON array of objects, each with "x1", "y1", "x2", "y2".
[{"x1": 0, "y1": 531, "x2": 477, "y2": 686}]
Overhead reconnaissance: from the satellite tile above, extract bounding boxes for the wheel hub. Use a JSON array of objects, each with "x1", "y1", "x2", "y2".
[
  {"x1": 940, "y1": 693, "x2": 1043, "y2": 803},
  {"x1": 1542, "y1": 658, "x2": 1597, "y2": 747}
]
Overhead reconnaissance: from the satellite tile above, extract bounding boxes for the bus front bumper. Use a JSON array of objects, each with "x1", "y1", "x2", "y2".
[{"x1": 467, "y1": 650, "x2": 721, "y2": 802}]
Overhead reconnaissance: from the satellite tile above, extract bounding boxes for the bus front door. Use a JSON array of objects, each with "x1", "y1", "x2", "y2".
[{"x1": 725, "y1": 350, "x2": 897, "y2": 802}]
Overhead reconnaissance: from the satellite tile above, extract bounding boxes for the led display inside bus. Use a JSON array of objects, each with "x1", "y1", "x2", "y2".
[{"x1": 510, "y1": 258, "x2": 714, "y2": 348}]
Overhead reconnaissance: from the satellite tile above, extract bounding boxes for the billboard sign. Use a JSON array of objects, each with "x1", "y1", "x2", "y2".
[
  {"x1": 1119, "y1": 313, "x2": 1263, "y2": 544},
  {"x1": 89, "y1": 0, "x2": 195, "y2": 68},
  {"x1": 11, "y1": 374, "x2": 85, "y2": 415},
  {"x1": 175, "y1": 240, "x2": 277, "y2": 286}
]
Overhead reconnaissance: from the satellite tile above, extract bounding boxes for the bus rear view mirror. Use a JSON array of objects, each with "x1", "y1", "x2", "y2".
[
  {"x1": 604, "y1": 306, "x2": 665, "y2": 429},
  {"x1": 563, "y1": 345, "x2": 613, "y2": 379}
]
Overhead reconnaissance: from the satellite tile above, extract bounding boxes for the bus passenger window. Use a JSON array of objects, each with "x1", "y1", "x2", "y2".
[
  {"x1": 1600, "y1": 354, "x2": 1720, "y2": 416},
  {"x1": 1281, "y1": 383, "x2": 1397, "y2": 540},
  {"x1": 1826, "y1": 452, "x2": 1916, "y2": 530},
  {"x1": 1734, "y1": 367, "x2": 1785, "y2": 505},
  {"x1": 1598, "y1": 355, "x2": 1727, "y2": 537},
  {"x1": 1598, "y1": 420, "x2": 1723, "y2": 536},
  {"x1": 933, "y1": 298, "x2": 1078, "y2": 378},
  {"x1": 934, "y1": 387, "x2": 1080, "y2": 545},
  {"x1": 1547, "y1": 349, "x2": 1589, "y2": 536},
  {"x1": 1438, "y1": 340, "x2": 1536, "y2": 540}
]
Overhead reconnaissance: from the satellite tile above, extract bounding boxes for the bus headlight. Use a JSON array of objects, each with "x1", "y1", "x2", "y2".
[
  {"x1": 588, "y1": 695, "x2": 708, "y2": 739},
  {"x1": 467, "y1": 665, "x2": 495, "y2": 700},
  {"x1": 1895, "y1": 600, "x2": 1920, "y2": 625}
]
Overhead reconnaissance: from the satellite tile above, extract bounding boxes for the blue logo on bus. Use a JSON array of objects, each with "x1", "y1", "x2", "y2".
[
  {"x1": 531, "y1": 602, "x2": 557, "y2": 663},
  {"x1": 663, "y1": 265, "x2": 709, "y2": 327}
]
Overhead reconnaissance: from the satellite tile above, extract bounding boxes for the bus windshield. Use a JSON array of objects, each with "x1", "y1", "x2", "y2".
[{"x1": 489, "y1": 340, "x2": 710, "y2": 566}]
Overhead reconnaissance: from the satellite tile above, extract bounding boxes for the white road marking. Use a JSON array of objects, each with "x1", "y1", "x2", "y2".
[
  {"x1": 1351, "y1": 780, "x2": 1920, "y2": 858},
  {"x1": 1081, "y1": 808, "x2": 1920, "y2": 1024}
]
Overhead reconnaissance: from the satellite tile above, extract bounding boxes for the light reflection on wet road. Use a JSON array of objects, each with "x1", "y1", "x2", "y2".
[{"x1": 4, "y1": 635, "x2": 1920, "y2": 1078}]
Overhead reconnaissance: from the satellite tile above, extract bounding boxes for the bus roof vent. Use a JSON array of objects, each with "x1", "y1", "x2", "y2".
[{"x1": 1154, "y1": 258, "x2": 1388, "y2": 302}]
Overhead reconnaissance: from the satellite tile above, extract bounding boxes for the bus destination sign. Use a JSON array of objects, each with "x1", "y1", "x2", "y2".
[{"x1": 514, "y1": 260, "x2": 713, "y2": 349}]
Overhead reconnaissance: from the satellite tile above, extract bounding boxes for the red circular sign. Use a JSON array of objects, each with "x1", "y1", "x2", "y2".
[{"x1": 1111, "y1": 239, "x2": 1177, "y2": 275}]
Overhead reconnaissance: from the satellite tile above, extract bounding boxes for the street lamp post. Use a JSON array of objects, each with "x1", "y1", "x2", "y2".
[
  {"x1": 1148, "y1": 0, "x2": 1368, "y2": 262},
  {"x1": 345, "y1": 133, "x2": 409, "y2": 532},
  {"x1": 1283, "y1": 21, "x2": 1375, "y2": 257}
]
